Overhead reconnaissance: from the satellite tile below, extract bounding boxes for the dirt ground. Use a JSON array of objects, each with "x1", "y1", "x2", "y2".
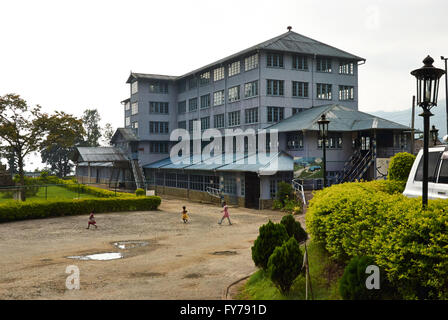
[{"x1": 0, "y1": 197, "x2": 303, "y2": 300}]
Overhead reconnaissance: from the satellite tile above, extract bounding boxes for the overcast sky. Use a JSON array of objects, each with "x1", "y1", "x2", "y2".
[{"x1": 1, "y1": 0, "x2": 447, "y2": 170}]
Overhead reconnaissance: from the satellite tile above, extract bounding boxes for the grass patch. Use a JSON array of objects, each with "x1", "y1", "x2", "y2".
[
  {"x1": 0, "y1": 185, "x2": 95, "y2": 203},
  {"x1": 238, "y1": 241, "x2": 343, "y2": 300}
]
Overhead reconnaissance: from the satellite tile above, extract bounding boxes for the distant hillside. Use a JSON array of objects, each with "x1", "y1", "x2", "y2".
[{"x1": 369, "y1": 99, "x2": 447, "y2": 137}]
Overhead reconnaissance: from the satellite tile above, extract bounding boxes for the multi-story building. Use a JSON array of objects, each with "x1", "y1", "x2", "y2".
[{"x1": 75, "y1": 29, "x2": 412, "y2": 209}]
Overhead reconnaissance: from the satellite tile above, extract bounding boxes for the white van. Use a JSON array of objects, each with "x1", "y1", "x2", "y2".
[{"x1": 403, "y1": 146, "x2": 448, "y2": 199}]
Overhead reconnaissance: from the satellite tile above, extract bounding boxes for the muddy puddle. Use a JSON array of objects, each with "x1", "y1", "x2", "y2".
[
  {"x1": 112, "y1": 240, "x2": 149, "y2": 250},
  {"x1": 67, "y1": 252, "x2": 124, "y2": 261}
]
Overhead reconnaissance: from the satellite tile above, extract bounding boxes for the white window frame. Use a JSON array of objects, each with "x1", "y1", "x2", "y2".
[{"x1": 213, "y1": 67, "x2": 225, "y2": 82}]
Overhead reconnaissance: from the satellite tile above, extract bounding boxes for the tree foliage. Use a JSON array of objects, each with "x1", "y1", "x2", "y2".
[
  {"x1": 387, "y1": 152, "x2": 416, "y2": 181},
  {"x1": 82, "y1": 109, "x2": 102, "y2": 147},
  {"x1": 40, "y1": 111, "x2": 85, "y2": 177},
  {"x1": 280, "y1": 214, "x2": 307, "y2": 243},
  {"x1": 0, "y1": 94, "x2": 48, "y2": 199}
]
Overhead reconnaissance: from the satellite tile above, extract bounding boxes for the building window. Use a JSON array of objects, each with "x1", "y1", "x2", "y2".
[
  {"x1": 228, "y1": 61, "x2": 240, "y2": 77},
  {"x1": 125, "y1": 117, "x2": 130, "y2": 127},
  {"x1": 214, "y1": 114, "x2": 225, "y2": 128},
  {"x1": 287, "y1": 132, "x2": 304, "y2": 150},
  {"x1": 316, "y1": 58, "x2": 332, "y2": 73},
  {"x1": 188, "y1": 78, "x2": 197, "y2": 90},
  {"x1": 245, "y1": 54, "x2": 258, "y2": 71},
  {"x1": 132, "y1": 121, "x2": 138, "y2": 136},
  {"x1": 318, "y1": 133, "x2": 343, "y2": 149},
  {"x1": 338, "y1": 85, "x2": 354, "y2": 101},
  {"x1": 245, "y1": 108, "x2": 258, "y2": 124},
  {"x1": 292, "y1": 108, "x2": 303, "y2": 115},
  {"x1": 188, "y1": 119, "x2": 198, "y2": 133},
  {"x1": 244, "y1": 81, "x2": 258, "y2": 98},
  {"x1": 214, "y1": 67, "x2": 225, "y2": 81},
  {"x1": 149, "y1": 102, "x2": 169, "y2": 114},
  {"x1": 266, "y1": 53, "x2": 283, "y2": 68},
  {"x1": 150, "y1": 142, "x2": 169, "y2": 153},
  {"x1": 149, "y1": 121, "x2": 169, "y2": 134},
  {"x1": 178, "y1": 101, "x2": 186, "y2": 114},
  {"x1": 200, "y1": 71, "x2": 210, "y2": 86},
  {"x1": 149, "y1": 81, "x2": 168, "y2": 93},
  {"x1": 213, "y1": 90, "x2": 225, "y2": 106},
  {"x1": 223, "y1": 176, "x2": 236, "y2": 194},
  {"x1": 200, "y1": 94, "x2": 210, "y2": 109},
  {"x1": 267, "y1": 107, "x2": 284, "y2": 123},
  {"x1": 292, "y1": 55, "x2": 308, "y2": 70},
  {"x1": 131, "y1": 81, "x2": 138, "y2": 94},
  {"x1": 339, "y1": 61, "x2": 354, "y2": 75},
  {"x1": 292, "y1": 81, "x2": 309, "y2": 98},
  {"x1": 228, "y1": 86, "x2": 240, "y2": 103},
  {"x1": 266, "y1": 79, "x2": 284, "y2": 96},
  {"x1": 201, "y1": 117, "x2": 210, "y2": 130},
  {"x1": 189, "y1": 97, "x2": 198, "y2": 112},
  {"x1": 125, "y1": 101, "x2": 130, "y2": 111},
  {"x1": 316, "y1": 83, "x2": 332, "y2": 100},
  {"x1": 131, "y1": 102, "x2": 138, "y2": 115},
  {"x1": 177, "y1": 81, "x2": 186, "y2": 93},
  {"x1": 178, "y1": 121, "x2": 186, "y2": 129},
  {"x1": 228, "y1": 111, "x2": 241, "y2": 127}
]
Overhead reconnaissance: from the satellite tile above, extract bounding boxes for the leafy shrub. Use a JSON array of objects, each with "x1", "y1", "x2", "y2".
[
  {"x1": 272, "y1": 199, "x2": 284, "y2": 210},
  {"x1": 306, "y1": 179, "x2": 448, "y2": 299},
  {"x1": 251, "y1": 220, "x2": 289, "y2": 270},
  {"x1": 135, "y1": 188, "x2": 145, "y2": 196},
  {"x1": 282, "y1": 198, "x2": 303, "y2": 215},
  {"x1": 267, "y1": 237, "x2": 303, "y2": 294},
  {"x1": 387, "y1": 152, "x2": 416, "y2": 181},
  {"x1": 276, "y1": 182, "x2": 294, "y2": 205},
  {"x1": 0, "y1": 196, "x2": 161, "y2": 223},
  {"x1": 280, "y1": 214, "x2": 307, "y2": 243},
  {"x1": 339, "y1": 256, "x2": 398, "y2": 300}
]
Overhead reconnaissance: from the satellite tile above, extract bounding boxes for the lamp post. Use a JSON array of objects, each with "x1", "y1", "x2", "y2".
[
  {"x1": 317, "y1": 113, "x2": 330, "y2": 188},
  {"x1": 441, "y1": 56, "x2": 448, "y2": 134},
  {"x1": 411, "y1": 55, "x2": 445, "y2": 208},
  {"x1": 430, "y1": 125, "x2": 439, "y2": 146}
]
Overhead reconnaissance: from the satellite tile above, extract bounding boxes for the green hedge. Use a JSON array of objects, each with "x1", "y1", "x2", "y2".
[
  {"x1": 0, "y1": 196, "x2": 161, "y2": 222},
  {"x1": 388, "y1": 152, "x2": 416, "y2": 181},
  {"x1": 306, "y1": 180, "x2": 448, "y2": 299}
]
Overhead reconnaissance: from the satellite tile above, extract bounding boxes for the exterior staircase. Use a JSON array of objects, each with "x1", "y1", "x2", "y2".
[
  {"x1": 336, "y1": 148, "x2": 375, "y2": 183},
  {"x1": 130, "y1": 158, "x2": 146, "y2": 190}
]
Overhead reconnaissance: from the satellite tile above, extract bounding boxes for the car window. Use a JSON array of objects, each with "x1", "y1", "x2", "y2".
[
  {"x1": 414, "y1": 151, "x2": 442, "y2": 182},
  {"x1": 438, "y1": 159, "x2": 448, "y2": 184}
]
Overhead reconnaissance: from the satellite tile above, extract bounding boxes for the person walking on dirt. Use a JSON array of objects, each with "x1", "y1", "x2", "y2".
[
  {"x1": 181, "y1": 206, "x2": 189, "y2": 223},
  {"x1": 86, "y1": 210, "x2": 98, "y2": 229},
  {"x1": 218, "y1": 202, "x2": 232, "y2": 225}
]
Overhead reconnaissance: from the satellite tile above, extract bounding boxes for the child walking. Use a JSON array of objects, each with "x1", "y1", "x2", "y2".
[
  {"x1": 181, "y1": 206, "x2": 189, "y2": 223},
  {"x1": 86, "y1": 210, "x2": 98, "y2": 229},
  {"x1": 218, "y1": 202, "x2": 232, "y2": 225}
]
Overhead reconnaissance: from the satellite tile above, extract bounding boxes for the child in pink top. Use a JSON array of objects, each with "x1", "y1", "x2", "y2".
[
  {"x1": 86, "y1": 210, "x2": 98, "y2": 229},
  {"x1": 218, "y1": 202, "x2": 232, "y2": 225}
]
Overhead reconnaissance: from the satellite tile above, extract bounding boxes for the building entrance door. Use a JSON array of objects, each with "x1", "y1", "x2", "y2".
[{"x1": 245, "y1": 172, "x2": 260, "y2": 209}]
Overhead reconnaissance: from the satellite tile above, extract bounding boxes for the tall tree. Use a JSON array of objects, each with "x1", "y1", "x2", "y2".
[
  {"x1": 40, "y1": 111, "x2": 85, "y2": 177},
  {"x1": 82, "y1": 109, "x2": 102, "y2": 147},
  {"x1": 0, "y1": 94, "x2": 48, "y2": 200},
  {"x1": 102, "y1": 123, "x2": 115, "y2": 146}
]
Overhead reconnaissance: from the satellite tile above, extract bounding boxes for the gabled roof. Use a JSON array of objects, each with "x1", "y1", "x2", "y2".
[
  {"x1": 266, "y1": 104, "x2": 411, "y2": 132},
  {"x1": 126, "y1": 72, "x2": 177, "y2": 84},
  {"x1": 73, "y1": 147, "x2": 128, "y2": 163},
  {"x1": 127, "y1": 31, "x2": 365, "y2": 82},
  {"x1": 111, "y1": 128, "x2": 138, "y2": 143}
]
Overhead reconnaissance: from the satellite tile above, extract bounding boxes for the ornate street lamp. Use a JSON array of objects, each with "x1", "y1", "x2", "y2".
[
  {"x1": 430, "y1": 125, "x2": 439, "y2": 146},
  {"x1": 411, "y1": 55, "x2": 445, "y2": 208},
  {"x1": 317, "y1": 113, "x2": 330, "y2": 188}
]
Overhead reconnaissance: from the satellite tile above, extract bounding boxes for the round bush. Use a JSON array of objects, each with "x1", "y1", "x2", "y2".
[
  {"x1": 251, "y1": 220, "x2": 289, "y2": 270},
  {"x1": 280, "y1": 214, "x2": 307, "y2": 243},
  {"x1": 339, "y1": 256, "x2": 398, "y2": 300},
  {"x1": 135, "y1": 188, "x2": 145, "y2": 196},
  {"x1": 276, "y1": 181, "x2": 294, "y2": 205},
  {"x1": 387, "y1": 152, "x2": 416, "y2": 181},
  {"x1": 268, "y1": 237, "x2": 303, "y2": 294}
]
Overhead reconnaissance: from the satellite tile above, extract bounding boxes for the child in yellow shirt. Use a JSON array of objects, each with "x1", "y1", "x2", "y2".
[{"x1": 181, "y1": 206, "x2": 189, "y2": 223}]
